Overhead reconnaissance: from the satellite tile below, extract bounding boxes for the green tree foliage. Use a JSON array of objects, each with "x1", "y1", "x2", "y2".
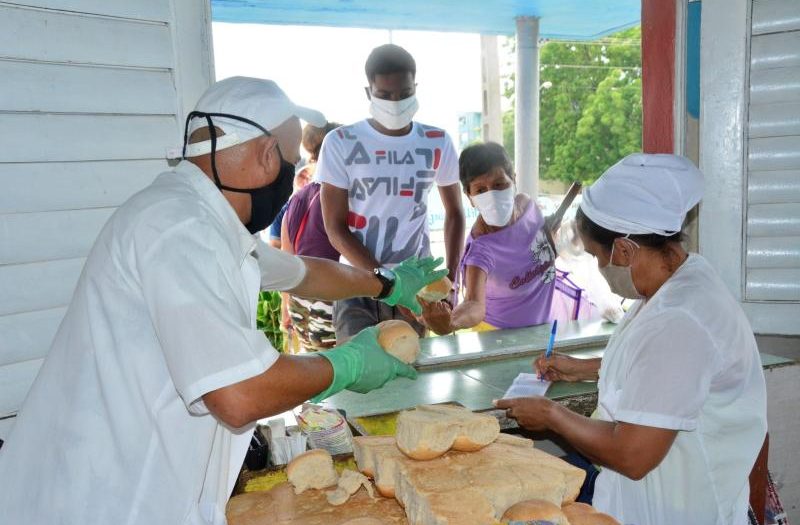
[{"x1": 503, "y1": 26, "x2": 642, "y2": 184}]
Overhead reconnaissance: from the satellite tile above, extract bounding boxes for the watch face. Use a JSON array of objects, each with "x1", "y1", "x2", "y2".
[{"x1": 376, "y1": 267, "x2": 395, "y2": 280}]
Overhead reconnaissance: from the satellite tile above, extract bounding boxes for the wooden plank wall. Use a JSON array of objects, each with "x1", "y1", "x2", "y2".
[{"x1": 0, "y1": 1, "x2": 213, "y2": 423}]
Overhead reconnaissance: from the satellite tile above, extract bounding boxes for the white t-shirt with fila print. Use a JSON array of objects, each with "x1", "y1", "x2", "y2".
[{"x1": 316, "y1": 119, "x2": 459, "y2": 267}]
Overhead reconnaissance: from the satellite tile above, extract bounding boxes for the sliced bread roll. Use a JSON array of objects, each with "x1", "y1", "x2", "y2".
[
  {"x1": 416, "y1": 276, "x2": 452, "y2": 302},
  {"x1": 501, "y1": 499, "x2": 569, "y2": 525},
  {"x1": 395, "y1": 404, "x2": 500, "y2": 460},
  {"x1": 286, "y1": 449, "x2": 338, "y2": 495},
  {"x1": 377, "y1": 320, "x2": 420, "y2": 364}
]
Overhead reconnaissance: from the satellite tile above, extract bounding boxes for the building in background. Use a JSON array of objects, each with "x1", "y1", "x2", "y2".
[{"x1": 457, "y1": 111, "x2": 482, "y2": 149}]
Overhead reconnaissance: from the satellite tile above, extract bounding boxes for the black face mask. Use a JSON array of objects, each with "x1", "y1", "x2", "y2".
[
  {"x1": 182, "y1": 111, "x2": 295, "y2": 234},
  {"x1": 246, "y1": 158, "x2": 295, "y2": 234}
]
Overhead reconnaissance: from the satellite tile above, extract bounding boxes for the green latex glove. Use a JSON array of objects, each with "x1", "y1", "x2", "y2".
[
  {"x1": 311, "y1": 326, "x2": 418, "y2": 402},
  {"x1": 381, "y1": 256, "x2": 449, "y2": 315}
]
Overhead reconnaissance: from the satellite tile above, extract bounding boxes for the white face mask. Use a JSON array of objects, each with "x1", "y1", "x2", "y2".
[
  {"x1": 369, "y1": 95, "x2": 419, "y2": 130},
  {"x1": 598, "y1": 237, "x2": 643, "y2": 299},
  {"x1": 471, "y1": 187, "x2": 515, "y2": 227}
]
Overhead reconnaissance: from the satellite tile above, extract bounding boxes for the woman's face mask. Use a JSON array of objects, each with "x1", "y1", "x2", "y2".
[
  {"x1": 598, "y1": 237, "x2": 643, "y2": 299},
  {"x1": 471, "y1": 186, "x2": 515, "y2": 227},
  {"x1": 369, "y1": 95, "x2": 419, "y2": 130}
]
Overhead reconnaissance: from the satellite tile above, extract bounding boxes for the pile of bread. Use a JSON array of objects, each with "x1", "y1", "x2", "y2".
[{"x1": 281, "y1": 404, "x2": 619, "y2": 525}]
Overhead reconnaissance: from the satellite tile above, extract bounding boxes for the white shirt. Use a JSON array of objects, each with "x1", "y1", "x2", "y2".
[
  {"x1": 592, "y1": 254, "x2": 767, "y2": 525},
  {"x1": 315, "y1": 120, "x2": 459, "y2": 267},
  {"x1": 0, "y1": 161, "x2": 306, "y2": 525}
]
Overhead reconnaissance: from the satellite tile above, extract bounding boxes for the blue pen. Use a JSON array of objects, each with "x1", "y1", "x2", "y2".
[{"x1": 540, "y1": 320, "x2": 558, "y2": 381}]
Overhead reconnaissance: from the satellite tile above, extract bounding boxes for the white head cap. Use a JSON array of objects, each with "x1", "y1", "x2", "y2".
[
  {"x1": 184, "y1": 76, "x2": 326, "y2": 158},
  {"x1": 579, "y1": 153, "x2": 704, "y2": 236}
]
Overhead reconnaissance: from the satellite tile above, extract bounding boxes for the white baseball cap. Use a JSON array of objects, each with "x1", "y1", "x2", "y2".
[
  {"x1": 183, "y1": 76, "x2": 326, "y2": 158},
  {"x1": 580, "y1": 153, "x2": 704, "y2": 236}
]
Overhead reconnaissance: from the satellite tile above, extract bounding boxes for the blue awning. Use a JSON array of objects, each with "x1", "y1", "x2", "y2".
[{"x1": 211, "y1": 1, "x2": 640, "y2": 39}]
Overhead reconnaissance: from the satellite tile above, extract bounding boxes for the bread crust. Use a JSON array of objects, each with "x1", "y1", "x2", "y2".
[
  {"x1": 416, "y1": 276, "x2": 452, "y2": 302},
  {"x1": 568, "y1": 512, "x2": 621, "y2": 525},
  {"x1": 501, "y1": 499, "x2": 567, "y2": 524},
  {"x1": 351, "y1": 435, "x2": 587, "y2": 525},
  {"x1": 395, "y1": 405, "x2": 500, "y2": 460},
  {"x1": 286, "y1": 449, "x2": 338, "y2": 494},
  {"x1": 376, "y1": 320, "x2": 420, "y2": 364},
  {"x1": 450, "y1": 436, "x2": 488, "y2": 452},
  {"x1": 562, "y1": 502, "x2": 621, "y2": 525}
]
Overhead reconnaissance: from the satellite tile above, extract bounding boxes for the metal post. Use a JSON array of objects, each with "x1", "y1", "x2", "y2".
[
  {"x1": 480, "y1": 35, "x2": 503, "y2": 144},
  {"x1": 515, "y1": 16, "x2": 540, "y2": 197}
]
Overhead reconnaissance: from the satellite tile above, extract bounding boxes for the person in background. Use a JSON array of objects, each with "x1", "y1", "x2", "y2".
[
  {"x1": 420, "y1": 142, "x2": 558, "y2": 334},
  {"x1": 280, "y1": 121, "x2": 342, "y2": 351},
  {"x1": 496, "y1": 153, "x2": 767, "y2": 525},
  {"x1": 266, "y1": 138, "x2": 317, "y2": 248},
  {"x1": 317, "y1": 43, "x2": 465, "y2": 341}
]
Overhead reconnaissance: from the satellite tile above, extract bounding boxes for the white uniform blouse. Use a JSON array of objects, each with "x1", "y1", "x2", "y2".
[
  {"x1": 592, "y1": 254, "x2": 767, "y2": 525},
  {"x1": 0, "y1": 161, "x2": 307, "y2": 524}
]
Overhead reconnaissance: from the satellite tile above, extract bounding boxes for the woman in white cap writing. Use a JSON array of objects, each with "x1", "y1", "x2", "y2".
[{"x1": 496, "y1": 153, "x2": 767, "y2": 525}]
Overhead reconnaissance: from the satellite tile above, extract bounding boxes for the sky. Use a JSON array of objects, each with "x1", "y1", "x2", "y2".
[{"x1": 212, "y1": 23, "x2": 498, "y2": 146}]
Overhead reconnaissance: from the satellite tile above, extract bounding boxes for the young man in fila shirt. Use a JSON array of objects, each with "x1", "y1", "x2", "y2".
[{"x1": 317, "y1": 44, "x2": 465, "y2": 340}]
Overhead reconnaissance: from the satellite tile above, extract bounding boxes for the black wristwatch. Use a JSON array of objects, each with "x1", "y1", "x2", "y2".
[{"x1": 373, "y1": 267, "x2": 396, "y2": 300}]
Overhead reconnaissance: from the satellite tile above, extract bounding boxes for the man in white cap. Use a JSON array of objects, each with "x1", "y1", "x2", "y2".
[
  {"x1": 0, "y1": 77, "x2": 446, "y2": 525},
  {"x1": 496, "y1": 153, "x2": 767, "y2": 525}
]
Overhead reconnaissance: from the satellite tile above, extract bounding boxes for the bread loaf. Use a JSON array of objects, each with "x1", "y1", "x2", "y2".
[
  {"x1": 567, "y1": 513, "x2": 621, "y2": 525},
  {"x1": 562, "y1": 502, "x2": 621, "y2": 525},
  {"x1": 395, "y1": 404, "x2": 500, "y2": 460},
  {"x1": 353, "y1": 436, "x2": 407, "y2": 497},
  {"x1": 353, "y1": 435, "x2": 586, "y2": 525},
  {"x1": 416, "y1": 276, "x2": 452, "y2": 302},
  {"x1": 377, "y1": 320, "x2": 420, "y2": 364},
  {"x1": 562, "y1": 502, "x2": 595, "y2": 519},
  {"x1": 226, "y1": 482, "x2": 408, "y2": 525},
  {"x1": 286, "y1": 449, "x2": 338, "y2": 494},
  {"x1": 501, "y1": 499, "x2": 569, "y2": 524}
]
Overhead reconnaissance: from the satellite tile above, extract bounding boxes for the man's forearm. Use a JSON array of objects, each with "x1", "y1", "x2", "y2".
[
  {"x1": 204, "y1": 354, "x2": 334, "y2": 428},
  {"x1": 289, "y1": 256, "x2": 382, "y2": 301},
  {"x1": 443, "y1": 212, "x2": 465, "y2": 280},
  {"x1": 329, "y1": 227, "x2": 380, "y2": 271}
]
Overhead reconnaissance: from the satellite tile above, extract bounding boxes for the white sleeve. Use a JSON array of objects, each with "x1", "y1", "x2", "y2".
[
  {"x1": 314, "y1": 132, "x2": 349, "y2": 190},
  {"x1": 435, "y1": 133, "x2": 460, "y2": 187},
  {"x1": 614, "y1": 310, "x2": 721, "y2": 431},
  {"x1": 254, "y1": 239, "x2": 307, "y2": 291},
  {"x1": 137, "y1": 217, "x2": 279, "y2": 414}
]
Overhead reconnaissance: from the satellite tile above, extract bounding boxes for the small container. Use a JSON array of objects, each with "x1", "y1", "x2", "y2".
[{"x1": 297, "y1": 406, "x2": 353, "y2": 455}]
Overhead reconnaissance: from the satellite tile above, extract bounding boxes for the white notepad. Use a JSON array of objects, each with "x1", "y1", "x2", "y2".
[{"x1": 502, "y1": 373, "x2": 551, "y2": 399}]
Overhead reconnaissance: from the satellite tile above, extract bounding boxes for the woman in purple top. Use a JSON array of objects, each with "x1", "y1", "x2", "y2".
[
  {"x1": 280, "y1": 122, "x2": 341, "y2": 351},
  {"x1": 421, "y1": 142, "x2": 556, "y2": 333}
]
